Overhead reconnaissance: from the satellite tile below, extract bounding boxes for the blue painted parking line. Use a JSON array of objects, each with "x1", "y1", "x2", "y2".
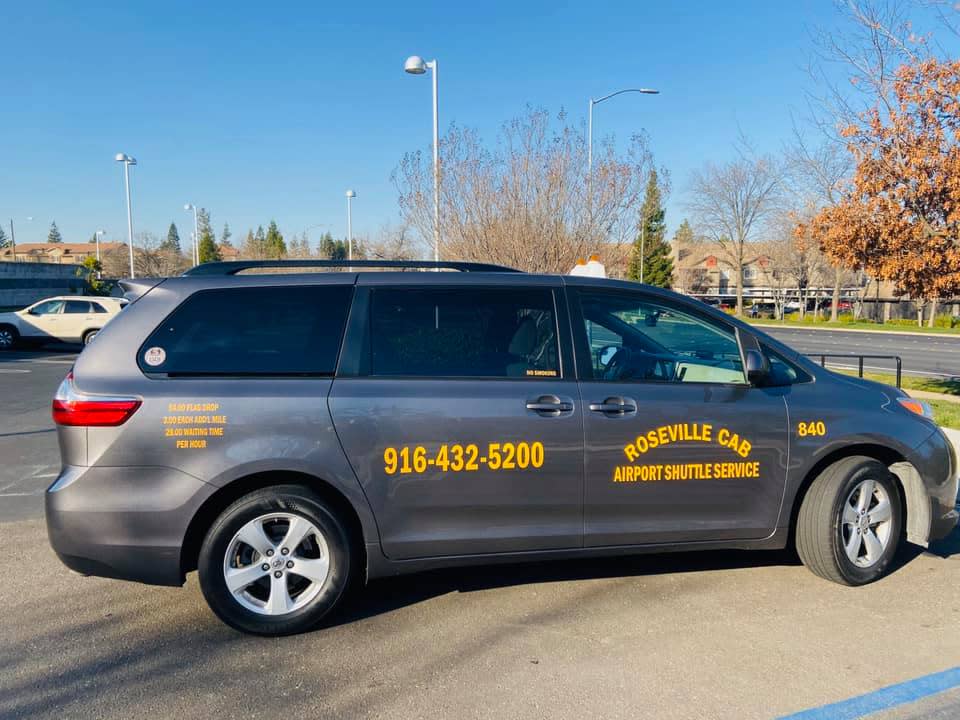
[{"x1": 779, "y1": 666, "x2": 960, "y2": 719}]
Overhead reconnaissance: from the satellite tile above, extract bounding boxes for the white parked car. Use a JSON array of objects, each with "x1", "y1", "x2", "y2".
[{"x1": 0, "y1": 296, "x2": 127, "y2": 349}]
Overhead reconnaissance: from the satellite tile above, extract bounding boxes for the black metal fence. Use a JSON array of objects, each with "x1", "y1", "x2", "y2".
[{"x1": 809, "y1": 354, "x2": 903, "y2": 388}]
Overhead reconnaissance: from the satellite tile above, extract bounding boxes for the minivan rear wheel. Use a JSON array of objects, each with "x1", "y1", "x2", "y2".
[
  {"x1": 198, "y1": 485, "x2": 352, "y2": 635},
  {"x1": 796, "y1": 456, "x2": 902, "y2": 586}
]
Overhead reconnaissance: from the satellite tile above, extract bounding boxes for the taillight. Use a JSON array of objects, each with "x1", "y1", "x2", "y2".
[{"x1": 52, "y1": 371, "x2": 141, "y2": 427}]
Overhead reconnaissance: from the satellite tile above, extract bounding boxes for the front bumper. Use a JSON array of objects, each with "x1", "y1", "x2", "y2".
[
  {"x1": 45, "y1": 464, "x2": 216, "y2": 587},
  {"x1": 921, "y1": 427, "x2": 959, "y2": 543}
]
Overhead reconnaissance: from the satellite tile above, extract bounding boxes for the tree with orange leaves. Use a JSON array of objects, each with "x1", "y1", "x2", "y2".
[{"x1": 807, "y1": 59, "x2": 960, "y2": 325}]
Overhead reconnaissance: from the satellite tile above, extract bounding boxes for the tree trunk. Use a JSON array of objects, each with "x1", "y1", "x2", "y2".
[
  {"x1": 917, "y1": 303, "x2": 924, "y2": 327},
  {"x1": 735, "y1": 257, "x2": 744, "y2": 316},
  {"x1": 831, "y1": 268, "x2": 841, "y2": 322},
  {"x1": 928, "y1": 298, "x2": 937, "y2": 328}
]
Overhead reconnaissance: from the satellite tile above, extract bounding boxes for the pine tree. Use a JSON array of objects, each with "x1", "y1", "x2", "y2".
[
  {"x1": 254, "y1": 225, "x2": 267, "y2": 257},
  {"x1": 220, "y1": 223, "x2": 233, "y2": 247},
  {"x1": 198, "y1": 226, "x2": 221, "y2": 263},
  {"x1": 47, "y1": 221, "x2": 63, "y2": 243},
  {"x1": 264, "y1": 220, "x2": 286, "y2": 259},
  {"x1": 0, "y1": 225, "x2": 8, "y2": 249},
  {"x1": 627, "y1": 170, "x2": 673, "y2": 288},
  {"x1": 161, "y1": 223, "x2": 182, "y2": 254},
  {"x1": 241, "y1": 229, "x2": 259, "y2": 259},
  {"x1": 319, "y1": 232, "x2": 336, "y2": 259}
]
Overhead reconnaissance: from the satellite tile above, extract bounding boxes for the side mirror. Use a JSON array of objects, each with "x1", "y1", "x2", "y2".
[
  {"x1": 27, "y1": 308, "x2": 40, "y2": 316},
  {"x1": 744, "y1": 349, "x2": 770, "y2": 384}
]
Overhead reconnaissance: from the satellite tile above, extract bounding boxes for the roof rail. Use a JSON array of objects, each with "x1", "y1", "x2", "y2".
[{"x1": 181, "y1": 259, "x2": 522, "y2": 276}]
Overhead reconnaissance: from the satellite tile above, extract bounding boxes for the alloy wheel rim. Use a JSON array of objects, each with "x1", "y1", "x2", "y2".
[
  {"x1": 0, "y1": 330, "x2": 12, "y2": 347},
  {"x1": 840, "y1": 479, "x2": 893, "y2": 568},
  {"x1": 223, "y1": 512, "x2": 330, "y2": 616}
]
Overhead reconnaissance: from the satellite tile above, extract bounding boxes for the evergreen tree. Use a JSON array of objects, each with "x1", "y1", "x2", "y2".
[
  {"x1": 47, "y1": 221, "x2": 63, "y2": 243},
  {"x1": 319, "y1": 231, "x2": 336, "y2": 259},
  {"x1": 220, "y1": 223, "x2": 233, "y2": 247},
  {"x1": 241, "y1": 229, "x2": 259, "y2": 259},
  {"x1": 254, "y1": 225, "x2": 267, "y2": 257},
  {"x1": 198, "y1": 230, "x2": 221, "y2": 263},
  {"x1": 161, "y1": 223, "x2": 182, "y2": 254},
  {"x1": 264, "y1": 220, "x2": 286, "y2": 259},
  {"x1": 0, "y1": 225, "x2": 8, "y2": 249},
  {"x1": 627, "y1": 170, "x2": 673, "y2": 288},
  {"x1": 197, "y1": 208, "x2": 213, "y2": 240}
]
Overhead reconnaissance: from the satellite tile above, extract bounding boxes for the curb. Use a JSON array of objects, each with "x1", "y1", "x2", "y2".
[{"x1": 908, "y1": 389, "x2": 960, "y2": 405}]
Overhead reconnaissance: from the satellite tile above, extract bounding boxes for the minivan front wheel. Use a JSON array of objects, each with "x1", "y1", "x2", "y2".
[
  {"x1": 198, "y1": 485, "x2": 352, "y2": 635},
  {"x1": 796, "y1": 456, "x2": 902, "y2": 586}
]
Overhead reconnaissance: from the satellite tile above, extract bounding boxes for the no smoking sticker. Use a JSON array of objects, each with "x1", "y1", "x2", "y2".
[{"x1": 144, "y1": 347, "x2": 166, "y2": 367}]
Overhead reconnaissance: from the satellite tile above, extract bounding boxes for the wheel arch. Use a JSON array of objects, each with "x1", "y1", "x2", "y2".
[
  {"x1": 787, "y1": 443, "x2": 928, "y2": 548},
  {"x1": 180, "y1": 470, "x2": 368, "y2": 582}
]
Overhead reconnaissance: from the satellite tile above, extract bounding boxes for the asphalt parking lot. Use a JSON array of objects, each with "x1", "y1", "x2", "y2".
[{"x1": 2, "y1": 347, "x2": 960, "y2": 719}]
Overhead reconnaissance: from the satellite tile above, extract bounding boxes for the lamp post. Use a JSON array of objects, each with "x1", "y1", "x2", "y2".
[
  {"x1": 184, "y1": 204, "x2": 199, "y2": 266},
  {"x1": 587, "y1": 88, "x2": 659, "y2": 174},
  {"x1": 95, "y1": 230, "x2": 106, "y2": 278},
  {"x1": 345, "y1": 190, "x2": 356, "y2": 264},
  {"x1": 404, "y1": 54, "x2": 440, "y2": 265},
  {"x1": 115, "y1": 153, "x2": 137, "y2": 277}
]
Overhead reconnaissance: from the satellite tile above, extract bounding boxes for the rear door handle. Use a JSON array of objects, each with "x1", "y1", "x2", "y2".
[
  {"x1": 589, "y1": 396, "x2": 638, "y2": 415},
  {"x1": 526, "y1": 395, "x2": 574, "y2": 416}
]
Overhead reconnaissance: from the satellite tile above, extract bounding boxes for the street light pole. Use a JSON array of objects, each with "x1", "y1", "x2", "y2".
[
  {"x1": 404, "y1": 55, "x2": 441, "y2": 265},
  {"x1": 587, "y1": 88, "x2": 659, "y2": 175},
  {"x1": 184, "y1": 204, "x2": 200, "y2": 266},
  {"x1": 8, "y1": 220, "x2": 15, "y2": 260},
  {"x1": 345, "y1": 190, "x2": 356, "y2": 264},
  {"x1": 115, "y1": 153, "x2": 137, "y2": 278}
]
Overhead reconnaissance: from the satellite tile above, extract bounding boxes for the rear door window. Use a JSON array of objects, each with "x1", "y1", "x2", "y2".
[
  {"x1": 139, "y1": 285, "x2": 353, "y2": 376},
  {"x1": 64, "y1": 301, "x2": 93, "y2": 314},
  {"x1": 368, "y1": 287, "x2": 560, "y2": 378}
]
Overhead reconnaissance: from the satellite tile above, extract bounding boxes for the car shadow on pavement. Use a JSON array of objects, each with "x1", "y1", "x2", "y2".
[
  {"x1": 0, "y1": 344, "x2": 80, "y2": 362},
  {"x1": 327, "y1": 547, "x2": 800, "y2": 629},
  {"x1": 326, "y1": 524, "x2": 960, "y2": 630}
]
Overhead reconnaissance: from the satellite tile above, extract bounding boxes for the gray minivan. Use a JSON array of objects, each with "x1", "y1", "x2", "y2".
[{"x1": 45, "y1": 260, "x2": 958, "y2": 635}]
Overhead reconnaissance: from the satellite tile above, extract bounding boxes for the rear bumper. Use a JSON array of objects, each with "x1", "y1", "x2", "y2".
[{"x1": 45, "y1": 464, "x2": 216, "y2": 587}]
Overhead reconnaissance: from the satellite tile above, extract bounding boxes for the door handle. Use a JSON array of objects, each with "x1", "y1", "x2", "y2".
[
  {"x1": 526, "y1": 395, "x2": 574, "y2": 416},
  {"x1": 589, "y1": 396, "x2": 638, "y2": 415}
]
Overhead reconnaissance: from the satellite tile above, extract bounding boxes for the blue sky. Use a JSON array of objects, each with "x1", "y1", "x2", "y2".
[{"x1": 3, "y1": 0, "x2": 839, "y2": 249}]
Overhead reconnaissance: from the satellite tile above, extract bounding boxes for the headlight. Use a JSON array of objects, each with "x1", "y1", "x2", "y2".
[{"x1": 897, "y1": 397, "x2": 934, "y2": 420}]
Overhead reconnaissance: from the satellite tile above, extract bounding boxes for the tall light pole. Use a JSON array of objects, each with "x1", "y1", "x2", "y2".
[
  {"x1": 184, "y1": 204, "x2": 200, "y2": 266},
  {"x1": 404, "y1": 54, "x2": 440, "y2": 264},
  {"x1": 587, "y1": 88, "x2": 659, "y2": 175},
  {"x1": 115, "y1": 153, "x2": 137, "y2": 277},
  {"x1": 345, "y1": 190, "x2": 356, "y2": 263},
  {"x1": 94, "y1": 230, "x2": 106, "y2": 278}
]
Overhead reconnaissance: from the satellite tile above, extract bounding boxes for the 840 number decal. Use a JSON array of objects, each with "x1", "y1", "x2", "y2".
[{"x1": 383, "y1": 442, "x2": 545, "y2": 475}]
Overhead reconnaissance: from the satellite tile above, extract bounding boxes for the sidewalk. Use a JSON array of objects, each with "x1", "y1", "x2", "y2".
[{"x1": 750, "y1": 321, "x2": 960, "y2": 340}]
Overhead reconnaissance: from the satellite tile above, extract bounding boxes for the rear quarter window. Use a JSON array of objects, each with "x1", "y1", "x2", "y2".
[{"x1": 138, "y1": 285, "x2": 353, "y2": 376}]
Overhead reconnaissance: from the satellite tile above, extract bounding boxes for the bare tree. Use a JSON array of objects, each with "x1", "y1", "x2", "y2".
[
  {"x1": 394, "y1": 107, "x2": 659, "y2": 273},
  {"x1": 686, "y1": 147, "x2": 782, "y2": 315},
  {"x1": 364, "y1": 222, "x2": 418, "y2": 261},
  {"x1": 784, "y1": 127, "x2": 857, "y2": 319}
]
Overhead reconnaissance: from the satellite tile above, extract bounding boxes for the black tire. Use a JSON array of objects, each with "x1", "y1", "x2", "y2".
[
  {"x1": 796, "y1": 456, "x2": 902, "y2": 586},
  {"x1": 198, "y1": 484, "x2": 352, "y2": 636},
  {"x1": 82, "y1": 329, "x2": 99, "y2": 346},
  {"x1": 0, "y1": 324, "x2": 18, "y2": 350}
]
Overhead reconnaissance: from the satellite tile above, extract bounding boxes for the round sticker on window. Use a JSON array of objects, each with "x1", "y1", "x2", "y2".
[{"x1": 144, "y1": 347, "x2": 166, "y2": 367}]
